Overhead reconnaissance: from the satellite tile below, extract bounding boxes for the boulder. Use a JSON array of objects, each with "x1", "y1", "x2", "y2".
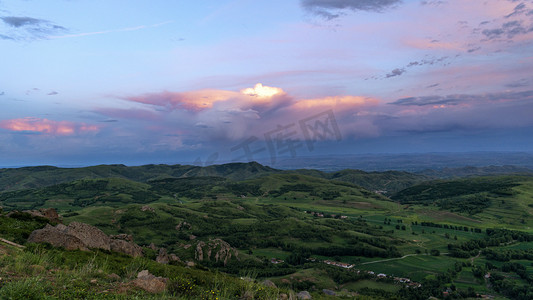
[
  {"x1": 149, "y1": 243, "x2": 157, "y2": 251},
  {"x1": 156, "y1": 248, "x2": 169, "y2": 264},
  {"x1": 8, "y1": 208, "x2": 62, "y2": 224},
  {"x1": 323, "y1": 289, "x2": 336, "y2": 296},
  {"x1": 140, "y1": 206, "x2": 155, "y2": 212},
  {"x1": 65, "y1": 222, "x2": 111, "y2": 250},
  {"x1": 194, "y1": 238, "x2": 239, "y2": 266},
  {"x1": 169, "y1": 254, "x2": 181, "y2": 262},
  {"x1": 175, "y1": 221, "x2": 191, "y2": 231},
  {"x1": 28, "y1": 224, "x2": 88, "y2": 251},
  {"x1": 186, "y1": 261, "x2": 195, "y2": 267},
  {"x1": 133, "y1": 270, "x2": 167, "y2": 293},
  {"x1": 261, "y1": 279, "x2": 277, "y2": 288},
  {"x1": 110, "y1": 239, "x2": 143, "y2": 257},
  {"x1": 297, "y1": 291, "x2": 312, "y2": 299},
  {"x1": 27, "y1": 222, "x2": 143, "y2": 257}
]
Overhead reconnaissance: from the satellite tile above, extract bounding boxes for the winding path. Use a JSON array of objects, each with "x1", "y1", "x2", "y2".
[{"x1": 359, "y1": 253, "x2": 449, "y2": 265}]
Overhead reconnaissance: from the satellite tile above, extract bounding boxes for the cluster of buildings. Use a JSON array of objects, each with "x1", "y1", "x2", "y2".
[
  {"x1": 269, "y1": 256, "x2": 422, "y2": 288},
  {"x1": 270, "y1": 258, "x2": 284, "y2": 264},
  {"x1": 323, "y1": 260, "x2": 354, "y2": 269},
  {"x1": 303, "y1": 211, "x2": 348, "y2": 219},
  {"x1": 320, "y1": 260, "x2": 421, "y2": 288}
]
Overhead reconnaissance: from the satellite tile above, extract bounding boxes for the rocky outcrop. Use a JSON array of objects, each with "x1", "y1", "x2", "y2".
[
  {"x1": 8, "y1": 208, "x2": 62, "y2": 224},
  {"x1": 27, "y1": 222, "x2": 142, "y2": 257},
  {"x1": 156, "y1": 248, "x2": 169, "y2": 264},
  {"x1": 261, "y1": 280, "x2": 277, "y2": 288},
  {"x1": 149, "y1": 243, "x2": 157, "y2": 251},
  {"x1": 297, "y1": 291, "x2": 312, "y2": 299},
  {"x1": 65, "y1": 222, "x2": 111, "y2": 250},
  {"x1": 133, "y1": 270, "x2": 167, "y2": 293},
  {"x1": 28, "y1": 224, "x2": 88, "y2": 251},
  {"x1": 110, "y1": 239, "x2": 143, "y2": 257},
  {"x1": 140, "y1": 206, "x2": 155, "y2": 212},
  {"x1": 175, "y1": 221, "x2": 191, "y2": 231},
  {"x1": 169, "y1": 254, "x2": 180, "y2": 262},
  {"x1": 194, "y1": 238, "x2": 239, "y2": 266},
  {"x1": 150, "y1": 246, "x2": 179, "y2": 264}
]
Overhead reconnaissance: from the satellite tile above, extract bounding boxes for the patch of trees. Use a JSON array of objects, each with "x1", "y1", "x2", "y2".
[
  {"x1": 149, "y1": 177, "x2": 226, "y2": 199},
  {"x1": 391, "y1": 177, "x2": 520, "y2": 215},
  {"x1": 417, "y1": 221, "x2": 482, "y2": 233},
  {"x1": 392, "y1": 178, "x2": 519, "y2": 204},
  {"x1": 224, "y1": 183, "x2": 262, "y2": 196},
  {"x1": 483, "y1": 248, "x2": 533, "y2": 262},
  {"x1": 448, "y1": 228, "x2": 533, "y2": 258},
  {"x1": 313, "y1": 244, "x2": 397, "y2": 258},
  {"x1": 208, "y1": 258, "x2": 297, "y2": 277},
  {"x1": 269, "y1": 184, "x2": 315, "y2": 197},
  {"x1": 489, "y1": 273, "x2": 533, "y2": 300},
  {"x1": 321, "y1": 265, "x2": 372, "y2": 284},
  {"x1": 437, "y1": 194, "x2": 491, "y2": 215}
]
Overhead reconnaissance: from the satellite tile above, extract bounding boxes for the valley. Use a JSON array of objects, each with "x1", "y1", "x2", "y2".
[{"x1": 1, "y1": 162, "x2": 533, "y2": 299}]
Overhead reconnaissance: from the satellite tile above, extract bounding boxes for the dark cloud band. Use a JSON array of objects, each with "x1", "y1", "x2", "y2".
[
  {"x1": 0, "y1": 15, "x2": 66, "y2": 41},
  {"x1": 391, "y1": 90, "x2": 533, "y2": 106},
  {"x1": 301, "y1": 0, "x2": 402, "y2": 19}
]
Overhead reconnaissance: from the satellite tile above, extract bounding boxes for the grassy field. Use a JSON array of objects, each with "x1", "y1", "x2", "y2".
[
  {"x1": 356, "y1": 255, "x2": 464, "y2": 282},
  {"x1": 2, "y1": 164, "x2": 533, "y2": 298},
  {"x1": 343, "y1": 280, "x2": 400, "y2": 293}
]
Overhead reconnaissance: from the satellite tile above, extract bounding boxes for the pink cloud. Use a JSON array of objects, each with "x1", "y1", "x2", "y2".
[
  {"x1": 0, "y1": 118, "x2": 99, "y2": 136},
  {"x1": 120, "y1": 83, "x2": 290, "y2": 113},
  {"x1": 291, "y1": 95, "x2": 379, "y2": 110},
  {"x1": 123, "y1": 89, "x2": 238, "y2": 112}
]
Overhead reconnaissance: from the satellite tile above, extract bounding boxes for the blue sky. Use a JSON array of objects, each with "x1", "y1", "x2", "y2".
[{"x1": 1, "y1": 0, "x2": 533, "y2": 166}]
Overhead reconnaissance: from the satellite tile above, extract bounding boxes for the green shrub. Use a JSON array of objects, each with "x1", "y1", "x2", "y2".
[{"x1": 0, "y1": 277, "x2": 52, "y2": 299}]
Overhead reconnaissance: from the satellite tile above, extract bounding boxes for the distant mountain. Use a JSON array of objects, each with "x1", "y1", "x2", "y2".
[
  {"x1": 0, "y1": 162, "x2": 278, "y2": 192},
  {"x1": 417, "y1": 165, "x2": 533, "y2": 178},
  {"x1": 291, "y1": 169, "x2": 429, "y2": 195},
  {"x1": 2, "y1": 159, "x2": 532, "y2": 199},
  {"x1": 268, "y1": 152, "x2": 533, "y2": 172}
]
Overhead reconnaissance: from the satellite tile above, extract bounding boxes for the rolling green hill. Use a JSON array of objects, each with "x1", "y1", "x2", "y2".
[
  {"x1": 0, "y1": 162, "x2": 278, "y2": 193},
  {"x1": 2, "y1": 163, "x2": 533, "y2": 298},
  {"x1": 392, "y1": 175, "x2": 533, "y2": 228}
]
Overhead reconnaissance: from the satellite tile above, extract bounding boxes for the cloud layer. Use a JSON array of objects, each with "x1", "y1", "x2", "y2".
[
  {"x1": 301, "y1": 0, "x2": 402, "y2": 19},
  {"x1": 0, "y1": 15, "x2": 66, "y2": 40},
  {"x1": 0, "y1": 118, "x2": 99, "y2": 136}
]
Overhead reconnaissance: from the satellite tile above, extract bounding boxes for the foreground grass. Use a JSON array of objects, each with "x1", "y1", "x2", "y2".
[{"x1": 0, "y1": 243, "x2": 291, "y2": 300}]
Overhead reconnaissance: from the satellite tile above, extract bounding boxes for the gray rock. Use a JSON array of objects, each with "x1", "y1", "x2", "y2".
[
  {"x1": 297, "y1": 291, "x2": 312, "y2": 299},
  {"x1": 194, "y1": 238, "x2": 239, "y2": 266},
  {"x1": 65, "y1": 222, "x2": 111, "y2": 250},
  {"x1": 169, "y1": 254, "x2": 181, "y2": 262},
  {"x1": 110, "y1": 239, "x2": 143, "y2": 257},
  {"x1": 261, "y1": 279, "x2": 277, "y2": 288},
  {"x1": 323, "y1": 289, "x2": 336, "y2": 296},
  {"x1": 133, "y1": 270, "x2": 167, "y2": 293},
  {"x1": 27, "y1": 222, "x2": 143, "y2": 257},
  {"x1": 156, "y1": 248, "x2": 169, "y2": 264},
  {"x1": 28, "y1": 224, "x2": 87, "y2": 251}
]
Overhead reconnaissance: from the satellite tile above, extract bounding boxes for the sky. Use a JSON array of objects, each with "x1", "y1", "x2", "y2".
[{"x1": 1, "y1": 0, "x2": 533, "y2": 167}]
